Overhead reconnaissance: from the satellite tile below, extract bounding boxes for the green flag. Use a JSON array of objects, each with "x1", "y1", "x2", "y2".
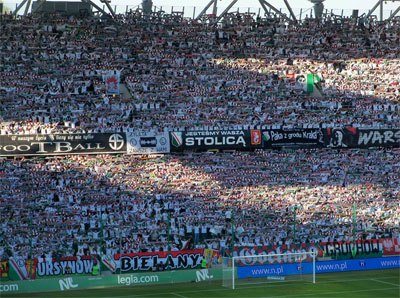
[
  {"x1": 307, "y1": 74, "x2": 314, "y2": 93},
  {"x1": 168, "y1": 212, "x2": 171, "y2": 252},
  {"x1": 99, "y1": 215, "x2": 105, "y2": 254},
  {"x1": 231, "y1": 210, "x2": 235, "y2": 255},
  {"x1": 352, "y1": 203, "x2": 357, "y2": 239}
]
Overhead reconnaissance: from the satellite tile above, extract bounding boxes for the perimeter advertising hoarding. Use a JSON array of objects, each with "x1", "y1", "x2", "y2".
[
  {"x1": 0, "y1": 133, "x2": 127, "y2": 156},
  {"x1": 0, "y1": 268, "x2": 221, "y2": 294},
  {"x1": 4, "y1": 239, "x2": 396, "y2": 281},
  {"x1": 169, "y1": 129, "x2": 262, "y2": 151},
  {"x1": 1, "y1": 257, "x2": 397, "y2": 294},
  {"x1": 237, "y1": 256, "x2": 400, "y2": 279},
  {"x1": 127, "y1": 131, "x2": 170, "y2": 154}
]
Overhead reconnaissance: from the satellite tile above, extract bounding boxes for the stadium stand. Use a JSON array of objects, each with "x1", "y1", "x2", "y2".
[
  {"x1": 1, "y1": 149, "x2": 399, "y2": 259},
  {"x1": 0, "y1": 9, "x2": 399, "y2": 263}
]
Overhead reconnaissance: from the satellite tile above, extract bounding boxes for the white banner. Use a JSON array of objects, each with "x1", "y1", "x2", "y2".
[
  {"x1": 127, "y1": 131, "x2": 170, "y2": 154},
  {"x1": 102, "y1": 70, "x2": 120, "y2": 95}
]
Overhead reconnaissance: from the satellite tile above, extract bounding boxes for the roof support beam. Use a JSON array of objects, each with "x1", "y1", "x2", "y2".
[
  {"x1": 100, "y1": 0, "x2": 116, "y2": 18},
  {"x1": 82, "y1": 0, "x2": 112, "y2": 18},
  {"x1": 258, "y1": 0, "x2": 271, "y2": 17},
  {"x1": 216, "y1": 0, "x2": 238, "y2": 23},
  {"x1": 283, "y1": 0, "x2": 297, "y2": 23},
  {"x1": 23, "y1": 0, "x2": 32, "y2": 15},
  {"x1": 195, "y1": 0, "x2": 217, "y2": 20},
  {"x1": 388, "y1": 5, "x2": 400, "y2": 20},
  {"x1": 259, "y1": 0, "x2": 293, "y2": 23},
  {"x1": 366, "y1": 0, "x2": 381, "y2": 19},
  {"x1": 13, "y1": 0, "x2": 30, "y2": 16}
]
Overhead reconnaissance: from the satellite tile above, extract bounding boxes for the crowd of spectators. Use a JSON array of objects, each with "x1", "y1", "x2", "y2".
[
  {"x1": 0, "y1": 12, "x2": 399, "y2": 135},
  {"x1": 0, "y1": 11, "x2": 399, "y2": 261},
  {"x1": 1, "y1": 149, "x2": 399, "y2": 259}
]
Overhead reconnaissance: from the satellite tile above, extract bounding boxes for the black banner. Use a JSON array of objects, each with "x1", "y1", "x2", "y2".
[
  {"x1": 325, "y1": 128, "x2": 400, "y2": 148},
  {"x1": 320, "y1": 239, "x2": 383, "y2": 259},
  {"x1": 262, "y1": 129, "x2": 324, "y2": 148},
  {"x1": 1, "y1": 128, "x2": 397, "y2": 156},
  {"x1": 0, "y1": 133, "x2": 127, "y2": 156},
  {"x1": 170, "y1": 129, "x2": 262, "y2": 151}
]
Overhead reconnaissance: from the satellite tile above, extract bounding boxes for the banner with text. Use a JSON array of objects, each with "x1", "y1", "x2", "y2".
[
  {"x1": 228, "y1": 243, "x2": 323, "y2": 265},
  {"x1": 262, "y1": 128, "x2": 325, "y2": 148},
  {"x1": 237, "y1": 256, "x2": 400, "y2": 279},
  {"x1": 116, "y1": 249, "x2": 204, "y2": 272},
  {"x1": 0, "y1": 268, "x2": 222, "y2": 294},
  {"x1": 0, "y1": 133, "x2": 127, "y2": 156},
  {"x1": 320, "y1": 238, "x2": 399, "y2": 259},
  {"x1": 127, "y1": 131, "x2": 170, "y2": 154},
  {"x1": 170, "y1": 129, "x2": 262, "y2": 151},
  {"x1": 325, "y1": 128, "x2": 400, "y2": 148},
  {"x1": 35, "y1": 256, "x2": 96, "y2": 278}
]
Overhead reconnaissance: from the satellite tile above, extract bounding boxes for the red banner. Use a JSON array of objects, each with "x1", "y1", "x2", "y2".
[{"x1": 382, "y1": 238, "x2": 400, "y2": 256}]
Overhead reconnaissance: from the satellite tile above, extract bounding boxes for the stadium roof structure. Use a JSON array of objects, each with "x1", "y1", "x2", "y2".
[
  {"x1": 195, "y1": 0, "x2": 400, "y2": 22},
  {"x1": 195, "y1": 0, "x2": 312, "y2": 23},
  {"x1": 366, "y1": 0, "x2": 400, "y2": 21},
  {"x1": 12, "y1": 0, "x2": 116, "y2": 17},
  {"x1": 10, "y1": 0, "x2": 400, "y2": 21}
]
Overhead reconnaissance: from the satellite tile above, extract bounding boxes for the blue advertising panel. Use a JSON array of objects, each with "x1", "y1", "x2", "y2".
[{"x1": 237, "y1": 256, "x2": 400, "y2": 279}]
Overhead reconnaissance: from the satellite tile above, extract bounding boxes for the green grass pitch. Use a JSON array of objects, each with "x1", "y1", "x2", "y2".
[{"x1": 4, "y1": 269, "x2": 399, "y2": 298}]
